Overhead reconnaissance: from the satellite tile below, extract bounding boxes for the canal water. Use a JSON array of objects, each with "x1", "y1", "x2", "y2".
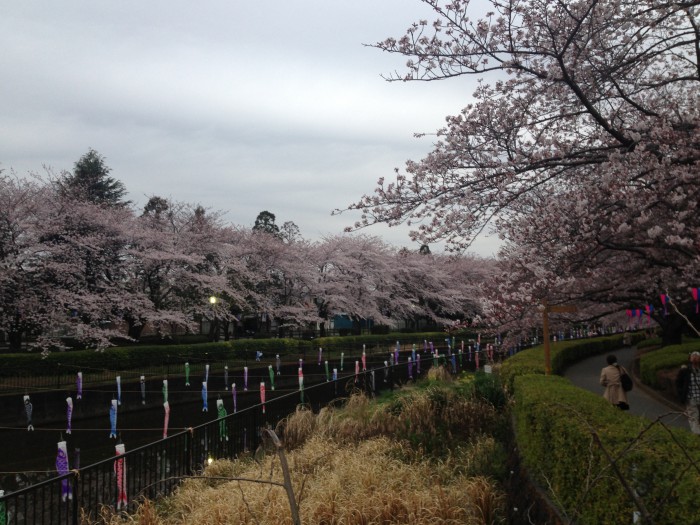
[
  {"x1": 2, "y1": 362, "x2": 310, "y2": 488},
  {"x1": 0, "y1": 354, "x2": 406, "y2": 493}
]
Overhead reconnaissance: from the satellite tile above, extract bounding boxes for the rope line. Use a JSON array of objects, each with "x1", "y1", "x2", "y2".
[{"x1": 0, "y1": 425, "x2": 188, "y2": 432}]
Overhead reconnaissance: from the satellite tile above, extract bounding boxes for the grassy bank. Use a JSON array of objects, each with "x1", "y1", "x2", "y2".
[{"x1": 97, "y1": 369, "x2": 511, "y2": 524}]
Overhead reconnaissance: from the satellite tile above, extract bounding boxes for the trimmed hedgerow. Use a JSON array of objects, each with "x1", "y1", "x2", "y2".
[
  {"x1": 513, "y1": 374, "x2": 700, "y2": 525},
  {"x1": 502, "y1": 334, "x2": 700, "y2": 524},
  {"x1": 639, "y1": 339, "x2": 700, "y2": 389},
  {"x1": 0, "y1": 342, "x2": 235, "y2": 377},
  {"x1": 0, "y1": 332, "x2": 468, "y2": 378}
]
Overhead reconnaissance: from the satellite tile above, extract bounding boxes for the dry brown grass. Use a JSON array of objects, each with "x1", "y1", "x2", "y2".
[
  {"x1": 277, "y1": 384, "x2": 501, "y2": 455},
  {"x1": 99, "y1": 436, "x2": 503, "y2": 525},
  {"x1": 427, "y1": 366, "x2": 453, "y2": 383},
  {"x1": 276, "y1": 404, "x2": 317, "y2": 450},
  {"x1": 97, "y1": 382, "x2": 507, "y2": 525}
]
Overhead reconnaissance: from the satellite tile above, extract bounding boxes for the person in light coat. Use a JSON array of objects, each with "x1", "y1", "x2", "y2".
[{"x1": 600, "y1": 354, "x2": 629, "y2": 410}]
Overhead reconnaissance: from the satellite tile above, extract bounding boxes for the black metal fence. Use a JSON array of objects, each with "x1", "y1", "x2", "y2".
[
  {"x1": 0, "y1": 359, "x2": 247, "y2": 394},
  {"x1": 0, "y1": 340, "x2": 456, "y2": 394},
  {"x1": 0, "y1": 358, "x2": 429, "y2": 524}
]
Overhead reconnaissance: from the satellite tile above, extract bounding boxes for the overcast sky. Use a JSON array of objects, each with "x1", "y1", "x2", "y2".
[{"x1": 1, "y1": 1, "x2": 499, "y2": 256}]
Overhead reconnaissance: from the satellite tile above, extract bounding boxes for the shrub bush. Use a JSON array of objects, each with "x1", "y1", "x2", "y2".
[
  {"x1": 513, "y1": 374, "x2": 700, "y2": 524},
  {"x1": 502, "y1": 334, "x2": 700, "y2": 524},
  {"x1": 639, "y1": 339, "x2": 700, "y2": 388}
]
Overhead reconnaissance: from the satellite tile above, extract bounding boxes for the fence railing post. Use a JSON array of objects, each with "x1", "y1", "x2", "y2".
[
  {"x1": 185, "y1": 428, "x2": 194, "y2": 476},
  {"x1": 71, "y1": 471, "x2": 79, "y2": 525}
]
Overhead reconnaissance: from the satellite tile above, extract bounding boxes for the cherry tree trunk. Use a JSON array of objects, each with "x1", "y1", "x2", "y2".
[{"x1": 660, "y1": 315, "x2": 685, "y2": 346}]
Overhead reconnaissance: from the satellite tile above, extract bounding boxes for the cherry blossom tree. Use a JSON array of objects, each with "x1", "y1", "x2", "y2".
[
  {"x1": 340, "y1": 0, "x2": 700, "y2": 341},
  {"x1": 388, "y1": 248, "x2": 486, "y2": 329},
  {"x1": 308, "y1": 235, "x2": 412, "y2": 335},
  {"x1": 126, "y1": 199, "x2": 253, "y2": 342},
  {"x1": 0, "y1": 176, "x2": 133, "y2": 351},
  {"x1": 0, "y1": 173, "x2": 53, "y2": 350},
  {"x1": 232, "y1": 228, "x2": 319, "y2": 336},
  {"x1": 1, "y1": 172, "x2": 498, "y2": 350},
  {"x1": 0, "y1": 175, "x2": 257, "y2": 350}
]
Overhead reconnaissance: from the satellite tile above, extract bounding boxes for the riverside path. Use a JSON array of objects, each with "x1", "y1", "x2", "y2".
[{"x1": 562, "y1": 344, "x2": 687, "y2": 430}]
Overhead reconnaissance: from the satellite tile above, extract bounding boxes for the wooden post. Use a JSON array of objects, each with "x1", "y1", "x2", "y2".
[
  {"x1": 542, "y1": 302, "x2": 551, "y2": 375},
  {"x1": 542, "y1": 301, "x2": 577, "y2": 376},
  {"x1": 265, "y1": 429, "x2": 301, "y2": 525}
]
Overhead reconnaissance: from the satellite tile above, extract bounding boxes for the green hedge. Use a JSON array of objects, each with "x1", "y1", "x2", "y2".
[
  {"x1": 0, "y1": 332, "x2": 465, "y2": 377},
  {"x1": 635, "y1": 336, "x2": 663, "y2": 350},
  {"x1": 0, "y1": 342, "x2": 235, "y2": 377},
  {"x1": 639, "y1": 339, "x2": 700, "y2": 388},
  {"x1": 514, "y1": 374, "x2": 700, "y2": 524},
  {"x1": 505, "y1": 336, "x2": 700, "y2": 524}
]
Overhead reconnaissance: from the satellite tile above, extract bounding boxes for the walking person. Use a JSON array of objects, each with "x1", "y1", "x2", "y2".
[
  {"x1": 675, "y1": 351, "x2": 700, "y2": 435},
  {"x1": 600, "y1": 354, "x2": 630, "y2": 410}
]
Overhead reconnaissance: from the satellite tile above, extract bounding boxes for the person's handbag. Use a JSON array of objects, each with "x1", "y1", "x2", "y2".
[{"x1": 619, "y1": 367, "x2": 633, "y2": 392}]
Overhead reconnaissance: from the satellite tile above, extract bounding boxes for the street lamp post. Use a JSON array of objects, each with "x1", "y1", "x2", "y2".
[{"x1": 209, "y1": 296, "x2": 218, "y2": 342}]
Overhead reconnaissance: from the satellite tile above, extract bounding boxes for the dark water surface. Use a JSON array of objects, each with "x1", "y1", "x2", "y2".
[
  {"x1": 1, "y1": 362, "x2": 317, "y2": 487},
  {"x1": 0, "y1": 354, "x2": 405, "y2": 492}
]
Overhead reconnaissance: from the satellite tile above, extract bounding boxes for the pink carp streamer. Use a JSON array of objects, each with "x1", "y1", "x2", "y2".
[
  {"x1": 260, "y1": 382, "x2": 266, "y2": 414},
  {"x1": 163, "y1": 401, "x2": 170, "y2": 438},
  {"x1": 298, "y1": 367, "x2": 304, "y2": 403},
  {"x1": 114, "y1": 443, "x2": 127, "y2": 509}
]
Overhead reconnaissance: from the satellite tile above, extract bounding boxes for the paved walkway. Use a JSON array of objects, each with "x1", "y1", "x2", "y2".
[{"x1": 562, "y1": 345, "x2": 688, "y2": 430}]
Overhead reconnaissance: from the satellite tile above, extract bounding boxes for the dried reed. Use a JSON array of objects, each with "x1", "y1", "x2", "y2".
[{"x1": 97, "y1": 379, "x2": 507, "y2": 525}]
